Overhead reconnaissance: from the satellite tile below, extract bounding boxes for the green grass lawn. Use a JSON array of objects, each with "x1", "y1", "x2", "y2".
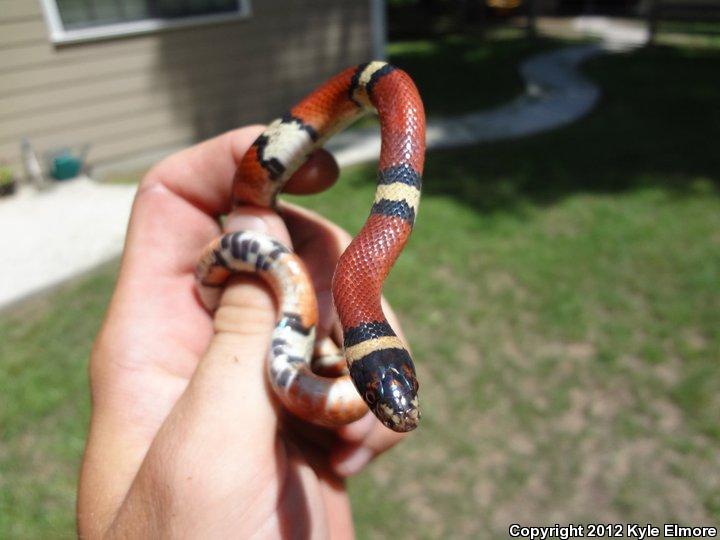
[
  {"x1": 656, "y1": 20, "x2": 720, "y2": 48},
  {"x1": 2, "y1": 35, "x2": 720, "y2": 538}
]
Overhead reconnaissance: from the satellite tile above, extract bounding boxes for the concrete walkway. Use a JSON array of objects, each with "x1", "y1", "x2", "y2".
[
  {"x1": 1, "y1": 17, "x2": 646, "y2": 308},
  {"x1": 328, "y1": 44, "x2": 603, "y2": 166},
  {"x1": 0, "y1": 178, "x2": 136, "y2": 308},
  {"x1": 328, "y1": 16, "x2": 648, "y2": 166}
]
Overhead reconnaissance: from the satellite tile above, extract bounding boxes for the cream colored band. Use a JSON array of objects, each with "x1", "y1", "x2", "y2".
[
  {"x1": 352, "y1": 61, "x2": 388, "y2": 108},
  {"x1": 359, "y1": 61, "x2": 388, "y2": 87},
  {"x1": 345, "y1": 335, "x2": 406, "y2": 364},
  {"x1": 374, "y1": 183, "x2": 421, "y2": 213}
]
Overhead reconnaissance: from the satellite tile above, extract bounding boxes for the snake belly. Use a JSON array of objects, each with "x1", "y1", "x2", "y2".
[{"x1": 196, "y1": 61, "x2": 426, "y2": 432}]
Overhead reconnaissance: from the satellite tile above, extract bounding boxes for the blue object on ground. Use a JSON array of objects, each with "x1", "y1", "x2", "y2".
[{"x1": 51, "y1": 152, "x2": 82, "y2": 180}]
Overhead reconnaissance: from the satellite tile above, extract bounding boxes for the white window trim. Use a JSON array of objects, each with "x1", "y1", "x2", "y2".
[{"x1": 39, "y1": 0, "x2": 252, "y2": 45}]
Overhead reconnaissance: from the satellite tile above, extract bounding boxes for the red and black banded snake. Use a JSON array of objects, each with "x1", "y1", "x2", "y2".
[{"x1": 196, "y1": 61, "x2": 425, "y2": 433}]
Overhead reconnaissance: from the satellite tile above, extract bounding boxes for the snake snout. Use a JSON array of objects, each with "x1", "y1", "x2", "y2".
[
  {"x1": 376, "y1": 391, "x2": 421, "y2": 432},
  {"x1": 374, "y1": 364, "x2": 421, "y2": 433}
]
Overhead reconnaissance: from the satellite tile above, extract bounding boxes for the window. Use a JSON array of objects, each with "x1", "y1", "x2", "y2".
[{"x1": 40, "y1": 0, "x2": 252, "y2": 44}]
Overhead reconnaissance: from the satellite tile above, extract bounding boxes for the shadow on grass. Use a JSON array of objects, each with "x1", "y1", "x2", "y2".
[
  {"x1": 388, "y1": 33, "x2": 564, "y2": 116},
  {"x1": 391, "y1": 42, "x2": 720, "y2": 213}
]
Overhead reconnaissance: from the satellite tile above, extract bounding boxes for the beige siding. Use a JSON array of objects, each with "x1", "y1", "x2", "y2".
[
  {"x1": 0, "y1": 0, "x2": 374, "y2": 172},
  {"x1": 0, "y1": 0, "x2": 43, "y2": 20}
]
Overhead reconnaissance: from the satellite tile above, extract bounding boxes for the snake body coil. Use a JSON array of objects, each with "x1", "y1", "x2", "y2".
[{"x1": 196, "y1": 61, "x2": 426, "y2": 432}]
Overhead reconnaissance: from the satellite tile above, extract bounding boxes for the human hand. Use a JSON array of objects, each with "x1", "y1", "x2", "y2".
[{"x1": 78, "y1": 126, "x2": 410, "y2": 538}]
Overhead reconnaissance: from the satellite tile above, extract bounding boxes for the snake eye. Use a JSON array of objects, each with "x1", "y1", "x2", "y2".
[
  {"x1": 364, "y1": 391, "x2": 376, "y2": 404},
  {"x1": 413, "y1": 378, "x2": 419, "y2": 392}
]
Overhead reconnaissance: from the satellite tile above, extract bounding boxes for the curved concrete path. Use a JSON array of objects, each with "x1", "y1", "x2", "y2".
[
  {"x1": 328, "y1": 44, "x2": 604, "y2": 166},
  {"x1": 2, "y1": 18, "x2": 645, "y2": 308},
  {"x1": 328, "y1": 15, "x2": 649, "y2": 166}
]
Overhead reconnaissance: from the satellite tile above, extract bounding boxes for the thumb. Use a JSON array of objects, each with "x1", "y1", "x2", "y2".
[
  {"x1": 107, "y1": 210, "x2": 299, "y2": 534},
  {"x1": 174, "y1": 207, "x2": 294, "y2": 465}
]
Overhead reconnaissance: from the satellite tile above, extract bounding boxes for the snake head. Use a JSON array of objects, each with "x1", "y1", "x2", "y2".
[{"x1": 350, "y1": 348, "x2": 420, "y2": 432}]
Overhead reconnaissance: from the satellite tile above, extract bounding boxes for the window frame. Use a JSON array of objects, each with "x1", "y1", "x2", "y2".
[{"x1": 39, "y1": 0, "x2": 252, "y2": 45}]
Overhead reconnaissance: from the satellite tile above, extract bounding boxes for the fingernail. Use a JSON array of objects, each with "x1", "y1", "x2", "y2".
[
  {"x1": 334, "y1": 447, "x2": 373, "y2": 477},
  {"x1": 224, "y1": 214, "x2": 268, "y2": 234}
]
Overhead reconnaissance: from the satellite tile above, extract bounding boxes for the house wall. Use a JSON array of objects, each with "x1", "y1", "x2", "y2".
[{"x1": 0, "y1": 0, "x2": 374, "y2": 174}]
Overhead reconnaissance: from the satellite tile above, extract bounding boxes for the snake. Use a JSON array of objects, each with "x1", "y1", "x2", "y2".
[{"x1": 195, "y1": 61, "x2": 425, "y2": 433}]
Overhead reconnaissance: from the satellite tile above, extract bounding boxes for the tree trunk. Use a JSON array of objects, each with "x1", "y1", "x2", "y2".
[
  {"x1": 526, "y1": 0, "x2": 538, "y2": 39},
  {"x1": 647, "y1": 0, "x2": 661, "y2": 46}
]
